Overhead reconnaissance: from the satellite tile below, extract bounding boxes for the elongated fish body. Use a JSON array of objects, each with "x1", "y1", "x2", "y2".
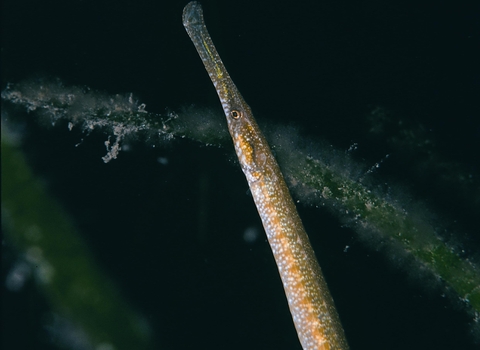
[{"x1": 183, "y1": 3, "x2": 348, "y2": 349}]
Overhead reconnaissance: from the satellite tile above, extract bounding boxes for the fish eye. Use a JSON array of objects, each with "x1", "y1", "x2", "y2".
[{"x1": 230, "y1": 110, "x2": 242, "y2": 119}]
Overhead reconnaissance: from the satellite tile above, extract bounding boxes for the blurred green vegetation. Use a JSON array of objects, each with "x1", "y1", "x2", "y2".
[
  {"x1": 1, "y1": 79, "x2": 479, "y2": 348},
  {"x1": 2, "y1": 134, "x2": 155, "y2": 350}
]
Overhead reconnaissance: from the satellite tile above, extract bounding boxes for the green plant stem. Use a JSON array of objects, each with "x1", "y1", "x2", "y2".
[
  {"x1": 1, "y1": 135, "x2": 155, "y2": 350},
  {"x1": 2, "y1": 78, "x2": 479, "y2": 329}
]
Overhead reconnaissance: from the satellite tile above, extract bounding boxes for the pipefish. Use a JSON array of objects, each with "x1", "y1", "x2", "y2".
[{"x1": 182, "y1": 2, "x2": 348, "y2": 349}]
